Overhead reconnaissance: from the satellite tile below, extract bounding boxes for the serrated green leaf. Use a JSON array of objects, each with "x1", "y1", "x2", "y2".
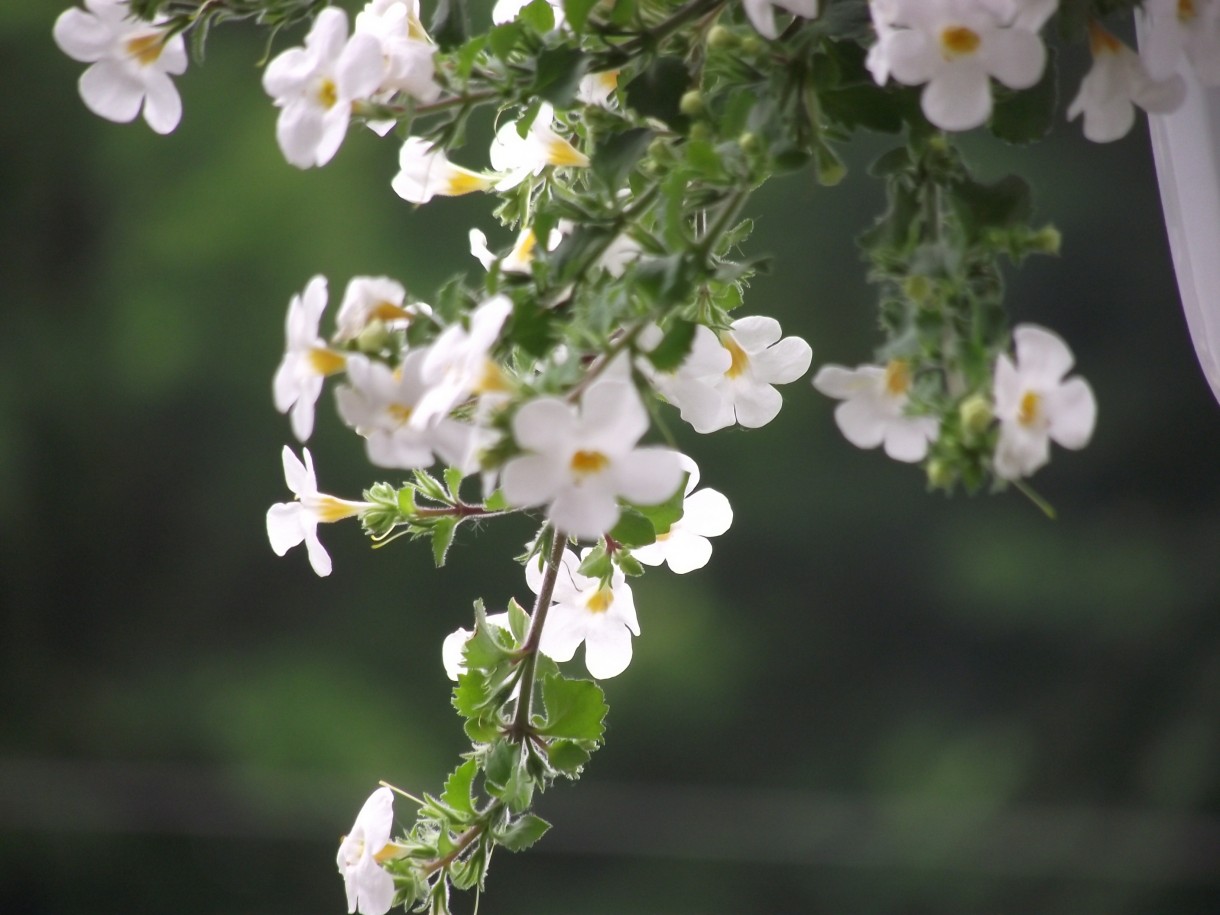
[
  {"x1": 645, "y1": 319, "x2": 696, "y2": 372},
  {"x1": 506, "y1": 300, "x2": 558, "y2": 359},
  {"x1": 562, "y1": 0, "x2": 599, "y2": 32},
  {"x1": 507, "y1": 597, "x2": 530, "y2": 642},
  {"x1": 441, "y1": 759, "x2": 478, "y2": 816},
  {"x1": 484, "y1": 488, "x2": 509, "y2": 512},
  {"x1": 576, "y1": 544, "x2": 612, "y2": 579},
  {"x1": 483, "y1": 740, "x2": 517, "y2": 791},
  {"x1": 464, "y1": 717, "x2": 501, "y2": 743},
  {"x1": 443, "y1": 467, "x2": 465, "y2": 501},
  {"x1": 547, "y1": 739, "x2": 592, "y2": 774},
  {"x1": 453, "y1": 670, "x2": 493, "y2": 718},
  {"x1": 413, "y1": 469, "x2": 447, "y2": 502},
  {"x1": 533, "y1": 47, "x2": 590, "y2": 107},
  {"x1": 496, "y1": 813, "x2": 551, "y2": 851},
  {"x1": 592, "y1": 127, "x2": 653, "y2": 191},
  {"x1": 519, "y1": 0, "x2": 556, "y2": 31},
  {"x1": 614, "y1": 550, "x2": 646, "y2": 577},
  {"x1": 431, "y1": 516, "x2": 458, "y2": 567},
  {"x1": 607, "y1": 508, "x2": 655, "y2": 548},
  {"x1": 537, "y1": 673, "x2": 607, "y2": 741},
  {"x1": 463, "y1": 600, "x2": 513, "y2": 670}
]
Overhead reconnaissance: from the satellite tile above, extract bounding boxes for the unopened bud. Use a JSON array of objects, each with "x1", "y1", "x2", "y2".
[
  {"x1": 959, "y1": 394, "x2": 993, "y2": 436},
  {"x1": 902, "y1": 274, "x2": 932, "y2": 303},
  {"x1": 926, "y1": 458, "x2": 955, "y2": 490},
  {"x1": 679, "y1": 90, "x2": 705, "y2": 117},
  {"x1": 356, "y1": 319, "x2": 392, "y2": 353},
  {"x1": 688, "y1": 122, "x2": 711, "y2": 142},
  {"x1": 741, "y1": 35, "x2": 765, "y2": 55},
  {"x1": 1028, "y1": 225, "x2": 1061, "y2": 255},
  {"x1": 738, "y1": 131, "x2": 760, "y2": 154},
  {"x1": 707, "y1": 25, "x2": 737, "y2": 50}
]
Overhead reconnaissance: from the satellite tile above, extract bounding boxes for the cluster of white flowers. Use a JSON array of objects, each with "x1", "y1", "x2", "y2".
[
  {"x1": 863, "y1": 0, "x2": 1220, "y2": 141},
  {"x1": 813, "y1": 323, "x2": 1096, "y2": 482}
]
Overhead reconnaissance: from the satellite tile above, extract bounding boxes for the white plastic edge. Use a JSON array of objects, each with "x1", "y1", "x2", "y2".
[{"x1": 1138, "y1": 18, "x2": 1220, "y2": 404}]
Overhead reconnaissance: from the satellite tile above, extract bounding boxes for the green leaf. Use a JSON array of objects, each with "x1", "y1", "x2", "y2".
[
  {"x1": 562, "y1": 0, "x2": 600, "y2": 32},
  {"x1": 464, "y1": 718, "x2": 501, "y2": 743},
  {"x1": 507, "y1": 597, "x2": 530, "y2": 642},
  {"x1": 533, "y1": 47, "x2": 590, "y2": 108},
  {"x1": 624, "y1": 57, "x2": 691, "y2": 131},
  {"x1": 506, "y1": 300, "x2": 558, "y2": 359},
  {"x1": 869, "y1": 146, "x2": 911, "y2": 178},
  {"x1": 547, "y1": 739, "x2": 592, "y2": 774},
  {"x1": 948, "y1": 174, "x2": 1033, "y2": 244},
  {"x1": 614, "y1": 550, "x2": 646, "y2": 577},
  {"x1": 453, "y1": 670, "x2": 493, "y2": 719},
  {"x1": 463, "y1": 600, "x2": 513, "y2": 670},
  {"x1": 644, "y1": 319, "x2": 696, "y2": 372},
  {"x1": 484, "y1": 488, "x2": 509, "y2": 512},
  {"x1": 496, "y1": 813, "x2": 552, "y2": 852},
  {"x1": 441, "y1": 759, "x2": 478, "y2": 816},
  {"x1": 483, "y1": 740, "x2": 517, "y2": 791},
  {"x1": 608, "y1": 508, "x2": 655, "y2": 549},
  {"x1": 819, "y1": 85, "x2": 906, "y2": 134},
  {"x1": 412, "y1": 469, "x2": 448, "y2": 502},
  {"x1": 443, "y1": 467, "x2": 465, "y2": 501},
  {"x1": 519, "y1": 0, "x2": 555, "y2": 31},
  {"x1": 592, "y1": 127, "x2": 653, "y2": 191},
  {"x1": 631, "y1": 472, "x2": 687, "y2": 536},
  {"x1": 537, "y1": 673, "x2": 607, "y2": 741},
  {"x1": 989, "y1": 48, "x2": 1058, "y2": 145},
  {"x1": 609, "y1": 0, "x2": 635, "y2": 26},
  {"x1": 488, "y1": 21, "x2": 523, "y2": 59},
  {"x1": 576, "y1": 544, "x2": 612, "y2": 579},
  {"x1": 431, "y1": 516, "x2": 458, "y2": 567}
]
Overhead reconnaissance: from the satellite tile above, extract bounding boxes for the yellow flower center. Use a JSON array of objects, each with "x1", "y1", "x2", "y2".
[
  {"x1": 373, "y1": 843, "x2": 402, "y2": 864},
  {"x1": 884, "y1": 359, "x2": 912, "y2": 397},
  {"x1": 940, "y1": 25, "x2": 981, "y2": 58},
  {"x1": 125, "y1": 32, "x2": 164, "y2": 66},
  {"x1": 511, "y1": 229, "x2": 539, "y2": 264},
  {"x1": 314, "y1": 496, "x2": 362, "y2": 523},
  {"x1": 570, "y1": 450, "x2": 609, "y2": 476},
  {"x1": 474, "y1": 359, "x2": 511, "y2": 394},
  {"x1": 1179, "y1": 0, "x2": 1197, "y2": 22},
  {"x1": 369, "y1": 301, "x2": 413, "y2": 323},
  {"x1": 387, "y1": 403, "x2": 413, "y2": 425},
  {"x1": 585, "y1": 587, "x2": 614, "y2": 614},
  {"x1": 722, "y1": 334, "x2": 750, "y2": 378},
  {"x1": 1087, "y1": 20, "x2": 1122, "y2": 55},
  {"x1": 316, "y1": 78, "x2": 338, "y2": 110},
  {"x1": 445, "y1": 170, "x2": 494, "y2": 196},
  {"x1": 1017, "y1": 391, "x2": 1042, "y2": 427},
  {"x1": 308, "y1": 348, "x2": 347, "y2": 376},
  {"x1": 544, "y1": 135, "x2": 590, "y2": 169}
]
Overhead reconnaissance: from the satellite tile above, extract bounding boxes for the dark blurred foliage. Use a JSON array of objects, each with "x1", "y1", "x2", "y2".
[{"x1": 2, "y1": 4, "x2": 1218, "y2": 913}]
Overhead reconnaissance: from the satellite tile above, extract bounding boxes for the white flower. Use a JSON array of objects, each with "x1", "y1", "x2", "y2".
[
  {"x1": 392, "y1": 138, "x2": 497, "y2": 204},
  {"x1": 652, "y1": 317, "x2": 812, "y2": 434},
  {"x1": 274, "y1": 276, "x2": 346, "y2": 442},
  {"x1": 633, "y1": 456, "x2": 732, "y2": 574},
  {"x1": 992, "y1": 324, "x2": 1097, "y2": 480},
  {"x1": 526, "y1": 548, "x2": 639, "y2": 679},
  {"x1": 334, "y1": 275, "x2": 430, "y2": 343},
  {"x1": 442, "y1": 611, "x2": 512, "y2": 679},
  {"x1": 411, "y1": 295, "x2": 514, "y2": 428},
  {"x1": 1141, "y1": 0, "x2": 1220, "y2": 86},
  {"x1": 354, "y1": 0, "x2": 440, "y2": 106},
  {"x1": 336, "y1": 787, "x2": 398, "y2": 915},
  {"x1": 743, "y1": 0, "x2": 820, "y2": 41},
  {"x1": 500, "y1": 380, "x2": 685, "y2": 540},
  {"x1": 577, "y1": 70, "x2": 620, "y2": 108},
  {"x1": 490, "y1": 104, "x2": 589, "y2": 191},
  {"x1": 869, "y1": 0, "x2": 1047, "y2": 131},
  {"x1": 468, "y1": 226, "x2": 560, "y2": 274},
  {"x1": 267, "y1": 447, "x2": 370, "y2": 577},
  {"x1": 53, "y1": 0, "x2": 187, "y2": 134},
  {"x1": 262, "y1": 7, "x2": 385, "y2": 168},
  {"x1": 336, "y1": 352, "x2": 479, "y2": 471},
  {"x1": 812, "y1": 358, "x2": 940, "y2": 462},
  {"x1": 1068, "y1": 20, "x2": 1187, "y2": 142}
]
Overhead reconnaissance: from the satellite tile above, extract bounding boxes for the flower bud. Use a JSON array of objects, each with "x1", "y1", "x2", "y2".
[
  {"x1": 738, "y1": 131, "x2": 760, "y2": 154},
  {"x1": 679, "y1": 90, "x2": 705, "y2": 117},
  {"x1": 958, "y1": 394, "x2": 993, "y2": 436},
  {"x1": 741, "y1": 35, "x2": 765, "y2": 55},
  {"x1": 926, "y1": 458, "x2": 955, "y2": 490},
  {"x1": 1028, "y1": 225, "x2": 1062, "y2": 255},
  {"x1": 707, "y1": 25, "x2": 738, "y2": 50}
]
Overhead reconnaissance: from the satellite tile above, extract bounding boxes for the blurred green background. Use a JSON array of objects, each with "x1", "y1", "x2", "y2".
[{"x1": 3, "y1": 3, "x2": 1219, "y2": 913}]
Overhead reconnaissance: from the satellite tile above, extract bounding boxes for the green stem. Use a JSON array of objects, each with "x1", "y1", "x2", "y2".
[
  {"x1": 694, "y1": 187, "x2": 749, "y2": 263},
  {"x1": 605, "y1": 0, "x2": 726, "y2": 63},
  {"x1": 508, "y1": 531, "x2": 567, "y2": 738}
]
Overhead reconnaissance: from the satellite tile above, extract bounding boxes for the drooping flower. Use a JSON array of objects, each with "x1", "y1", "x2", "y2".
[
  {"x1": 868, "y1": 0, "x2": 1048, "y2": 131},
  {"x1": 992, "y1": 324, "x2": 1097, "y2": 480},
  {"x1": 468, "y1": 226, "x2": 559, "y2": 274},
  {"x1": 262, "y1": 7, "x2": 385, "y2": 168},
  {"x1": 335, "y1": 352, "x2": 479, "y2": 471},
  {"x1": 501, "y1": 380, "x2": 685, "y2": 540},
  {"x1": 336, "y1": 787, "x2": 398, "y2": 915},
  {"x1": 267, "y1": 447, "x2": 371, "y2": 577},
  {"x1": 633, "y1": 456, "x2": 732, "y2": 574},
  {"x1": 392, "y1": 138, "x2": 497, "y2": 204},
  {"x1": 53, "y1": 0, "x2": 187, "y2": 134},
  {"x1": 526, "y1": 548, "x2": 639, "y2": 679},
  {"x1": 1141, "y1": 0, "x2": 1220, "y2": 86},
  {"x1": 411, "y1": 295, "x2": 514, "y2": 428},
  {"x1": 490, "y1": 104, "x2": 589, "y2": 191},
  {"x1": 333, "y1": 275, "x2": 430, "y2": 344},
  {"x1": 651, "y1": 317, "x2": 812, "y2": 434},
  {"x1": 274, "y1": 276, "x2": 346, "y2": 442},
  {"x1": 1068, "y1": 20, "x2": 1187, "y2": 143},
  {"x1": 812, "y1": 358, "x2": 940, "y2": 462},
  {"x1": 743, "y1": 0, "x2": 820, "y2": 41}
]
